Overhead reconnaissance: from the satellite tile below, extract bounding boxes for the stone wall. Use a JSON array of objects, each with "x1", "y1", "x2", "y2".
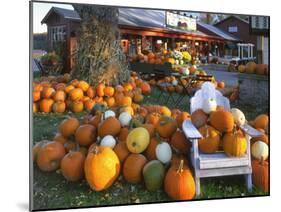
[{"x1": 238, "y1": 73, "x2": 269, "y2": 113}]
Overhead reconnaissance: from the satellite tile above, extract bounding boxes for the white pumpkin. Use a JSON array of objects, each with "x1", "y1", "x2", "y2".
[
  {"x1": 119, "y1": 112, "x2": 132, "y2": 127},
  {"x1": 202, "y1": 98, "x2": 217, "y2": 114},
  {"x1": 175, "y1": 59, "x2": 179, "y2": 65},
  {"x1": 182, "y1": 68, "x2": 190, "y2": 76},
  {"x1": 100, "y1": 135, "x2": 116, "y2": 148},
  {"x1": 251, "y1": 141, "x2": 268, "y2": 160},
  {"x1": 230, "y1": 108, "x2": 246, "y2": 126},
  {"x1": 104, "y1": 110, "x2": 115, "y2": 119},
  {"x1": 172, "y1": 80, "x2": 178, "y2": 86},
  {"x1": 156, "y1": 142, "x2": 172, "y2": 164},
  {"x1": 179, "y1": 59, "x2": 184, "y2": 65}
]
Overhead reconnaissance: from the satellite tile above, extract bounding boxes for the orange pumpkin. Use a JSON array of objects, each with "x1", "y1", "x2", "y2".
[
  {"x1": 170, "y1": 131, "x2": 190, "y2": 154},
  {"x1": 118, "y1": 127, "x2": 129, "y2": 142},
  {"x1": 223, "y1": 130, "x2": 247, "y2": 157},
  {"x1": 82, "y1": 96, "x2": 90, "y2": 103},
  {"x1": 198, "y1": 125, "x2": 221, "y2": 153},
  {"x1": 123, "y1": 83, "x2": 133, "y2": 92},
  {"x1": 33, "y1": 102, "x2": 38, "y2": 113},
  {"x1": 33, "y1": 91, "x2": 41, "y2": 102},
  {"x1": 140, "y1": 123, "x2": 155, "y2": 138},
  {"x1": 104, "y1": 86, "x2": 115, "y2": 97},
  {"x1": 137, "y1": 107, "x2": 148, "y2": 118},
  {"x1": 123, "y1": 153, "x2": 147, "y2": 184},
  {"x1": 191, "y1": 109, "x2": 208, "y2": 129},
  {"x1": 120, "y1": 96, "x2": 132, "y2": 107},
  {"x1": 252, "y1": 158, "x2": 269, "y2": 192},
  {"x1": 156, "y1": 116, "x2": 178, "y2": 138},
  {"x1": 41, "y1": 87, "x2": 55, "y2": 99},
  {"x1": 36, "y1": 141, "x2": 66, "y2": 172},
  {"x1": 98, "y1": 117, "x2": 121, "y2": 137},
  {"x1": 140, "y1": 82, "x2": 151, "y2": 95},
  {"x1": 88, "y1": 114, "x2": 102, "y2": 128},
  {"x1": 86, "y1": 86, "x2": 96, "y2": 98},
  {"x1": 85, "y1": 146, "x2": 120, "y2": 191},
  {"x1": 75, "y1": 124, "x2": 97, "y2": 147},
  {"x1": 133, "y1": 93, "x2": 144, "y2": 103},
  {"x1": 59, "y1": 117, "x2": 80, "y2": 138},
  {"x1": 105, "y1": 97, "x2": 115, "y2": 107},
  {"x1": 146, "y1": 112, "x2": 161, "y2": 127},
  {"x1": 65, "y1": 85, "x2": 75, "y2": 94},
  {"x1": 254, "y1": 114, "x2": 269, "y2": 130},
  {"x1": 53, "y1": 133, "x2": 67, "y2": 145},
  {"x1": 176, "y1": 112, "x2": 191, "y2": 129},
  {"x1": 164, "y1": 160, "x2": 195, "y2": 200},
  {"x1": 71, "y1": 101, "x2": 84, "y2": 113},
  {"x1": 69, "y1": 88, "x2": 84, "y2": 101},
  {"x1": 52, "y1": 101, "x2": 66, "y2": 113},
  {"x1": 53, "y1": 90, "x2": 66, "y2": 102},
  {"x1": 54, "y1": 83, "x2": 66, "y2": 91},
  {"x1": 160, "y1": 106, "x2": 171, "y2": 117},
  {"x1": 115, "y1": 85, "x2": 124, "y2": 93},
  {"x1": 39, "y1": 98, "x2": 54, "y2": 113},
  {"x1": 70, "y1": 79, "x2": 79, "y2": 87},
  {"x1": 217, "y1": 81, "x2": 225, "y2": 89},
  {"x1": 61, "y1": 151, "x2": 85, "y2": 182},
  {"x1": 77, "y1": 80, "x2": 89, "y2": 92},
  {"x1": 32, "y1": 140, "x2": 50, "y2": 162},
  {"x1": 210, "y1": 110, "x2": 234, "y2": 133},
  {"x1": 64, "y1": 140, "x2": 77, "y2": 153},
  {"x1": 143, "y1": 137, "x2": 158, "y2": 161},
  {"x1": 84, "y1": 99, "x2": 95, "y2": 111},
  {"x1": 113, "y1": 141, "x2": 130, "y2": 163}
]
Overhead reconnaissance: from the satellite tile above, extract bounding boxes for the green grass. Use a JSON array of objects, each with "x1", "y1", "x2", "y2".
[{"x1": 32, "y1": 88, "x2": 268, "y2": 210}]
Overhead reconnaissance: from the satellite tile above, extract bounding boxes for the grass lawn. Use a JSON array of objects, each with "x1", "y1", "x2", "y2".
[{"x1": 32, "y1": 87, "x2": 268, "y2": 210}]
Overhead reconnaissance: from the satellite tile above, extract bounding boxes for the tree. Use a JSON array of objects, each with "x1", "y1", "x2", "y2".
[{"x1": 72, "y1": 5, "x2": 130, "y2": 86}]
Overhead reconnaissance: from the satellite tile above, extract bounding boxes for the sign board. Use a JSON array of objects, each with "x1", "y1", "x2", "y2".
[{"x1": 166, "y1": 11, "x2": 197, "y2": 31}]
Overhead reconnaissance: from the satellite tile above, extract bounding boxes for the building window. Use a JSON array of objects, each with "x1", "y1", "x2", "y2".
[
  {"x1": 228, "y1": 26, "x2": 238, "y2": 33},
  {"x1": 49, "y1": 26, "x2": 66, "y2": 42}
]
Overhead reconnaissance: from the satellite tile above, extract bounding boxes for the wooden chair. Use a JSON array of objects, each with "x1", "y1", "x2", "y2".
[{"x1": 182, "y1": 84, "x2": 262, "y2": 196}]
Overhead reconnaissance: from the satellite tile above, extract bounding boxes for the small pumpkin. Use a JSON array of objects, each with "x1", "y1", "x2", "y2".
[
  {"x1": 146, "y1": 112, "x2": 161, "y2": 127},
  {"x1": 254, "y1": 114, "x2": 269, "y2": 130},
  {"x1": 84, "y1": 146, "x2": 120, "y2": 191},
  {"x1": 118, "y1": 127, "x2": 129, "y2": 142},
  {"x1": 160, "y1": 106, "x2": 172, "y2": 117},
  {"x1": 71, "y1": 101, "x2": 84, "y2": 113},
  {"x1": 53, "y1": 133, "x2": 67, "y2": 145},
  {"x1": 61, "y1": 151, "x2": 85, "y2": 182},
  {"x1": 251, "y1": 141, "x2": 269, "y2": 161},
  {"x1": 210, "y1": 110, "x2": 234, "y2": 133},
  {"x1": 123, "y1": 153, "x2": 147, "y2": 184},
  {"x1": 53, "y1": 90, "x2": 66, "y2": 102},
  {"x1": 252, "y1": 158, "x2": 269, "y2": 192},
  {"x1": 104, "y1": 86, "x2": 115, "y2": 97},
  {"x1": 156, "y1": 116, "x2": 177, "y2": 138},
  {"x1": 140, "y1": 82, "x2": 151, "y2": 94},
  {"x1": 32, "y1": 140, "x2": 50, "y2": 162},
  {"x1": 86, "y1": 86, "x2": 96, "y2": 98},
  {"x1": 59, "y1": 117, "x2": 80, "y2": 138},
  {"x1": 39, "y1": 98, "x2": 54, "y2": 113},
  {"x1": 75, "y1": 124, "x2": 96, "y2": 147},
  {"x1": 113, "y1": 141, "x2": 130, "y2": 163},
  {"x1": 164, "y1": 160, "x2": 195, "y2": 200},
  {"x1": 77, "y1": 80, "x2": 89, "y2": 92},
  {"x1": 230, "y1": 108, "x2": 246, "y2": 126},
  {"x1": 191, "y1": 109, "x2": 208, "y2": 129},
  {"x1": 100, "y1": 135, "x2": 116, "y2": 148},
  {"x1": 98, "y1": 117, "x2": 121, "y2": 138},
  {"x1": 156, "y1": 141, "x2": 172, "y2": 164},
  {"x1": 84, "y1": 99, "x2": 95, "y2": 111},
  {"x1": 41, "y1": 87, "x2": 55, "y2": 99},
  {"x1": 118, "y1": 112, "x2": 132, "y2": 127},
  {"x1": 36, "y1": 141, "x2": 66, "y2": 172},
  {"x1": 223, "y1": 130, "x2": 247, "y2": 157},
  {"x1": 69, "y1": 88, "x2": 84, "y2": 101},
  {"x1": 170, "y1": 131, "x2": 190, "y2": 154},
  {"x1": 144, "y1": 137, "x2": 158, "y2": 161},
  {"x1": 176, "y1": 112, "x2": 191, "y2": 129},
  {"x1": 126, "y1": 127, "x2": 150, "y2": 153},
  {"x1": 198, "y1": 125, "x2": 220, "y2": 153},
  {"x1": 104, "y1": 110, "x2": 116, "y2": 119},
  {"x1": 52, "y1": 101, "x2": 66, "y2": 113},
  {"x1": 33, "y1": 91, "x2": 41, "y2": 102},
  {"x1": 143, "y1": 160, "x2": 165, "y2": 191},
  {"x1": 96, "y1": 83, "x2": 105, "y2": 97}
]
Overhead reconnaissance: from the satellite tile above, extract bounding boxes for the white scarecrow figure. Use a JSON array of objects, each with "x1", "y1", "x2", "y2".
[{"x1": 190, "y1": 82, "x2": 230, "y2": 114}]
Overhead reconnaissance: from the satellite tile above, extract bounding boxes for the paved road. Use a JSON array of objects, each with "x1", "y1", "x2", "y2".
[{"x1": 204, "y1": 68, "x2": 239, "y2": 87}]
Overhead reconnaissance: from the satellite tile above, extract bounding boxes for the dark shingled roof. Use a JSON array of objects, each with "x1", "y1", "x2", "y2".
[{"x1": 41, "y1": 7, "x2": 81, "y2": 24}]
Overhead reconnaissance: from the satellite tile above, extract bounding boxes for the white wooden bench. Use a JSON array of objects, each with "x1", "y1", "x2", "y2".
[{"x1": 182, "y1": 120, "x2": 262, "y2": 196}]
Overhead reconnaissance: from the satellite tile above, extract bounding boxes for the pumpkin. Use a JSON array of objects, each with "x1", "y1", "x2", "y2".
[
  {"x1": 69, "y1": 88, "x2": 83, "y2": 101},
  {"x1": 77, "y1": 80, "x2": 89, "y2": 92},
  {"x1": 254, "y1": 114, "x2": 269, "y2": 130},
  {"x1": 123, "y1": 153, "x2": 147, "y2": 184},
  {"x1": 156, "y1": 116, "x2": 177, "y2": 138},
  {"x1": 53, "y1": 133, "x2": 67, "y2": 145},
  {"x1": 140, "y1": 123, "x2": 155, "y2": 138},
  {"x1": 198, "y1": 125, "x2": 220, "y2": 153},
  {"x1": 86, "y1": 86, "x2": 96, "y2": 98},
  {"x1": 113, "y1": 141, "x2": 130, "y2": 163},
  {"x1": 170, "y1": 131, "x2": 190, "y2": 154},
  {"x1": 53, "y1": 90, "x2": 66, "y2": 102},
  {"x1": 255, "y1": 64, "x2": 268, "y2": 75},
  {"x1": 115, "y1": 85, "x2": 124, "y2": 93},
  {"x1": 65, "y1": 85, "x2": 75, "y2": 94},
  {"x1": 140, "y1": 82, "x2": 151, "y2": 94},
  {"x1": 156, "y1": 142, "x2": 172, "y2": 164},
  {"x1": 120, "y1": 106, "x2": 134, "y2": 116},
  {"x1": 70, "y1": 79, "x2": 79, "y2": 87},
  {"x1": 217, "y1": 81, "x2": 225, "y2": 89},
  {"x1": 104, "y1": 97, "x2": 115, "y2": 107},
  {"x1": 88, "y1": 114, "x2": 102, "y2": 128},
  {"x1": 75, "y1": 124, "x2": 96, "y2": 147},
  {"x1": 238, "y1": 65, "x2": 246, "y2": 73},
  {"x1": 84, "y1": 146, "x2": 120, "y2": 191},
  {"x1": 252, "y1": 158, "x2": 269, "y2": 192},
  {"x1": 223, "y1": 130, "x2": 247, "y2": 157},
  {"x1": 230, "y1": 108, "x2": 246, "y2": 126},
  {"x1": 119, "y1": 112, "x2": 132, "y2": 127},
  {"x1": 146, "y1": 112, "x2": 161, "y2": 127},
  {"x1": 118, "y1": 127, "x2": 129, "y2": 142},
  {"x1": 126, "y1": 127, "x2": 150, "y2": 153},
  {"x1": 64, "y1": 140, "x2": 77, "y2": 153},
  {"x1": 166, "y1": 57, "x2": 175, "y2": 65},
  {"x1": 33, "y1": 91, "x2": 41, "y2": 102},
  {"x1": 143, "y1": 160, "x2": 165, "y2": 191},
  {"x1": 104, "y1": 86, "x2": 115, "y2": 97},
  {"x1": 61, "y1": 151, "x2": 85, "y2": 182},
  {"x1": 144, "y1": 137, "x2": 158, "y2": 161},
  {"x1": 82, "y1": 96, "x2": 90, "y2": 103},
  {"x1": 251, "y1": 141, "x2": 269, "y2": 160},
  {"x1": 251, "y1": 133, "x2": 269, "y2": 145},
  {"x1": 119, "y1": 96, "x2": 132, "y2": 107},
  {"x1": 96, "y1": 83, "x2": 105, "y2": 97},
  {"x1": 32, "y1": 140, "x2": 50, "y2": 162},
  {"x1": 176, "y1": 112, "x2": 191, "y2": 129},
  {"x1": 133, "y1": 94, "x2": 144, "y2": 103},
  {"x1": 160, "y1": 106, "x2": 171, "y2": 117},
  {"x1": 98, "y1": 117, "x2": 121, "y2": 137},
  {"x1": 202, "y1": 98, "x2": 217, "y2": 114},
  {"x1": 100, "y1": 135, "x2": 116, "y2": 148},
  {"x1": 164, "y1": 160, "x2": 195, "y2": 200},
  {"x1": 71, "y1": 101, "x2": 84, "y2": 113},
  {"x1": 41, "y1": 87, "x2": 55, "y2": 98},
  {"x1": 36, "y1": 141, "x2": 66, "y2": 172},
  {"x1": 39, "y1": 98, "x2": 54, "y2": 113},
  {"x1": 210, "y1": 110, "x2": 234, "y2": 133},
  {"x1": 33, "y1": 102, "x2": 38, "y2": 113},
  {"x1": 191, "y1": 109, "x2": 208, "y2": 128},
  {"x1": 59, "y1": 117, "x2": 80, "y2": 138},
  {"x1": 84, "y1": 99, "x2": 95, "y2": 111},
  {"x1": 52, "y1": 101, "x2": 66, "y2": 113},
  {"x1": 104, "y1": 110, "x2": 116, "y2": 119},
  {"x1": 245, "y1": 61, "x2": 257, "y2": 74}
]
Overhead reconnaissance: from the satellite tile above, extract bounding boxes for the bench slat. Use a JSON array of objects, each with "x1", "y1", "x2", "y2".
[
  {"x1": 197, "y1": 166, "x2": 252, "y2": 178},
  {"x1": 182, "y1": 120, "x2": 202, "y2": 139}
]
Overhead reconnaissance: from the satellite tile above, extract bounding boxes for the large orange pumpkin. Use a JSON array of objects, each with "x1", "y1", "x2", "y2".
[
  {"x1": 75, "y1": 124, "x2": 97, "y2": 147},
  {"x1": 123, "y1": 153, "x2": 147, "y2": 184},
  {"x1": 191, "y1": 109, "x2": 208, "y2": 129},
  {"x1": 223, "y1": 130, "x2": 247, "y2": 157},
  {"x1": 69, "y1": 88, "x2": 84, "y2": 101},
  {"x1": 170, "y1": 131, "x2": 190, "y2": 154},
  {"x1": 39, "y1": 98, "x2": 54, "y2": 113},
  {"x1": 61, "y1": 151, "x2": 85, "y2": 182},
  {"x1": 52, "y1": 101, "x2": 66, "y2": 113},
  {"x1": 164, "y1": 160, "x2": 195, "y2": 200},
  {"x1": 198, "y1": 125, "x2": 221, "y2": 153},
  {"x1": 143, "y1": 137, "x2": 158, "y2": 161},
  {"x1": 53, "y1": 90, "x2": 66, "y2": 102},
  {"x1": 113, "y1": 141, "x2": 130, "y2": 163},
  {"x1": 59, "y1": 117, "x2": 80, "y2": 138},
  {"x1": 156, "y1": 116, "x2": 178, "y2": 138},
  {"x1": 210, "y1": 110, "x2": 234, "y2": 133},
  {"x1": 98, "y1": 117, "x2": 121, "y2": 137},
  {"x1": 96, "y1": 83, "x2": 105, "y2": 97},
  {"x1": 36, "y1": 141, "x2": 66, "y2": 172},
  {"x1": 84, "y1": 146, "x2": 120, "y2": 191}
]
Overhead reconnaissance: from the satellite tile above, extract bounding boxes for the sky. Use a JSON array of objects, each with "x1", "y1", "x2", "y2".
[{"x1": 33, "y1": 2, "x2": 74, "y2": 33}]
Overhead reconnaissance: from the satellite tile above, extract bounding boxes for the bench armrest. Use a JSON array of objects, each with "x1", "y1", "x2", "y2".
[
  {"x1": 240, "y1": 124, "x2": 263, "y2": 138},
  {"x1": 182, "y1": 120, "x2": 202, "y2": 139}
]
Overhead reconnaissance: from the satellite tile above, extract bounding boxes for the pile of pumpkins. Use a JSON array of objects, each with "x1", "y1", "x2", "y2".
[
  {"x1": 237, "y1": 62, "x2": 269, "y2": 75},
  {"x1": 131, "y1": 51, "x2": 174, "y2": 65},
  {"x1": 33, "y1": 102, "x2": 198, "y2": 201},
  {"x1": 32, "y1": 73, "x2": 151, "y2": 114}
]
